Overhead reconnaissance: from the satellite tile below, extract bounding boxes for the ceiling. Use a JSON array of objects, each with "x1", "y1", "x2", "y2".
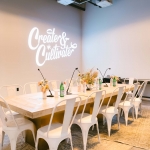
[{"x1": 65, "y1": 0, "x2": 112, "y2": 11}]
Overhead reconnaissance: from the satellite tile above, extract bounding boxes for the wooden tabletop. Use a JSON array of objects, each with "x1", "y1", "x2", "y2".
[{"x1": 0, "y1": 84, "x2": 132, "y2": 119}]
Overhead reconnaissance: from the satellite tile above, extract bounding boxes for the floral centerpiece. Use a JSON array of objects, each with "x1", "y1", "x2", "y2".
[
  {"x1": 38, "y1": 80, "x2": 49, "y2": 98},
  {"x1": 79, "y1": 69, "x2": 98, "y2": 90},
  {"x1": 110, "y1": 76, "x2": 119, "y2": 81}
]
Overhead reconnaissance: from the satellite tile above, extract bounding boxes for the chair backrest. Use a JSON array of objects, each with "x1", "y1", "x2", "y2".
[
  {"x1": 80, "y1": 90, "x2": 106, "y2": 122},
  {"x1": 65, "y1": 78, "x2": 77, "y2": 87},
  {"x1": 136, "y1": 80, "x2": 148, "y2": 99},
  {"x1": 49, "y1": 80, "x2": 61, "y2": 91},
  {"x1": 47, "y1": 96, "x2": 81, "y2": 137},
  {"x1": 105, "y1": 86, "x2": 125, "y2": 112},
  {"x1": 123, "y1": 83, "x2": 139, "y2": 103},
  {"x1": 114, "y1": 86, "x2": 125, "y2": 111},
  {"x1": 124, "y1": 78, "x2": 138, "y2": 85},
  {"x1": 24, "y1": 82, "x2": 38, "y2": 94},
  {"x1": 0, "y1": 84, "x2": 23, "y2": 98},
  {"x1": 130, "y1": 83, "x2": 139, "y2": 101},
  {"x1": 0, "y1": 95, "x2": 18, "y2": 128}
]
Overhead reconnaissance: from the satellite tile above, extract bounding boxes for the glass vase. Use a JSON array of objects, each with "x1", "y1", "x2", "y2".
[{"x1": 43, "y1": 92, "x2": 47, "y2": 99}]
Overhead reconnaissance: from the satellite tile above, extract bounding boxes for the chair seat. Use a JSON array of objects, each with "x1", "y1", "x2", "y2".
[
  {"x1": 6, "y1": 110, "x2": 23, "y2": 119},
  {"x1": 6, "y1": 118, "x2": 33, "y2": 128},
  {"x1": 38, "y1": 123, "x2": 70, "y2": 138},
  {"x1": 119, "y1": 101, "x2": 133, "y2": 107},
  {"x1": 126, "y1": 91, "x2": 132, "y2": 95},
  {"x1": 5, "y1": 111, "x2": 23, "y2": 122},
  {"x1": 99, "y1": 105, "x2": 118, "y2": 114},
  {"x1": 129, "y1": 98, "x2": 142, "y2": 103},
  {"x1": 73, "y1": 113, "x2": 96, "y2": 124},
  {"x1": 6, "y1": 110, "x2": 19, "y2": 116},
  {"x1": 133, "y1": 98, "x2": 142, "y2": 102}
]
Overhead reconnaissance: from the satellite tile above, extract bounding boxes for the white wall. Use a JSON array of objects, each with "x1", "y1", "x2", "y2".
[
  {"x1": 0, "y1": 0, "x2": 82, "y2": 87},
  {"x1": 82, "y1": 0, "x2": 150, "y2": 79}
]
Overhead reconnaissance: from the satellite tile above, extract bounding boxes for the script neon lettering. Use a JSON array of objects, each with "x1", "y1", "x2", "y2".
[{"x1": 28, "y1": 27, "x2": 77, "y2": 66}]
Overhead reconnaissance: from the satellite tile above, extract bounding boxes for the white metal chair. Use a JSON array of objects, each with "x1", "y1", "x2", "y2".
[
  {"x1": 73, "y1": 90, "x2": 106, "y2": 150},
  {"x1": 0, "y1": 95, "x2": 35, "y2": 150},
  {"x1": 35, "y1": 96, "x2": 82, "y2": 150},
  {"x1": 0, "y1": 84, "x2": 24, "y2": 98},
  {"x1": 118, "y1": 83, "x2": 139, "y2": 126},
  {"x1": 0, "y1": 84, "x2": 24, "y2": 119},
  {"x1": 49, "y1": 80, "x2": 61, "y2": 91},
  {"x1": 98, "y1": 86, "x2": 125, "y2": 136},
  {"x1": 23, "y1": 82, "x2": 38, "y2": 94},
  {"x1": 131, "y1": 80, "x2": 148, "y2": 119}
]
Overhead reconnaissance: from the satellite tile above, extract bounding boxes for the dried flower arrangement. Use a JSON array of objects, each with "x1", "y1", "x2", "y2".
[
  {"x1": 110, "y1": 76, "x2": 119, "y2": 81},
  {"x1": 79, "y1": 69, "x2": 98, "y2": 85},
  {"x1": 38, "y1": 80, "x2": 49, "y2": 93}
]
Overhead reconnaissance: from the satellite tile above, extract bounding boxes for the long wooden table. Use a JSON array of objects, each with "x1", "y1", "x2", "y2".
[{"x1": 0, "y1": 84, "x2": 132, "y2": 150}]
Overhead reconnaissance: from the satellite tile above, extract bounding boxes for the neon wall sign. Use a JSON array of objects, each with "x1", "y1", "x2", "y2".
[{"x1": 28, "y1": 27, "x2": 77, "y2": 66}]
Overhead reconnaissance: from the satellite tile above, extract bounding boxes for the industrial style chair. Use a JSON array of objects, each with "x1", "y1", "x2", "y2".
[
  {"x1": 0, "y1": 95, "x2": 35, "y2": 150},
  {"x1": 131, "y1": 80, "x2": 148, "y2": 119},
  {"x1": 23, "y1": 82, "x2": 38, "y2": 94},
  {"x1": 98, "y1": 86, "x2": 125, "y2": 136},
  {"x1": 35, "y1": 96, "x2": 81, "y2": 150},
  {"x1": 0, "y1": 84, "x2": 24, "y2": 119},
  {"x1": 73, "y1": 90, "x2": 106, "y2": 150},
  {"x1": 118, "y1": 83, "x2": 139, "y2": 126},
  {"x1": 48, "y1": 80, "x2": 61, "y2": 91}
]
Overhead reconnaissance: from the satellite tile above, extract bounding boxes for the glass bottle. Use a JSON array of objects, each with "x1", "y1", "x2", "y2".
[
  {"x1": 60, "y1": 82, "x2": 64, "y2": 97},
  {"x1": 99, "y1": 78, "x2": 102, "y2": 90},
  {"x1": 113, "y1": 77, "x2": 116, "y2": 87}
]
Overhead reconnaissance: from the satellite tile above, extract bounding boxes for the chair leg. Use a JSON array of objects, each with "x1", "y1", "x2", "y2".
[
  {"x1": 66, "y1": 138, "x2": 70, "y2": 144},
  {"x1": 82, "y1": 130, "x2": 88, "y2": 150},
  {"x1": 139, "y1": 103, "x2": 142, "y2": 114},
  {"x1": 35, "y1": 136, "x2": 39, "y2": 150},
  {"x1": 69, "y1": 135, "x2": 73, "y2": 150},
  {"x1": 10, "y1": 140, "x2": 17, "y2": 150},
  {"x1": 21, "y1": 131, "x2": 26, "y2": 142},
  {"x1": 124, "y1": 110, "x2": 129, "y2": 126},
  {"x1": 121, "y1": 109, "x2": 124, "y2": 116},
  {"x1": 132, "y1": 107, "x2": 134, "y2": 121},
  {"x1": 92, "y1": 125, "x2": 94, "y2": 130},
  {"x1": 1, "y1": 131, "x2": 5, "y2": 147},
  {"x1": 96, "y1": 122, "x2": 100, "y2": 143},
  {"x1": 103, "y1": 115, "x2": 105, "y2": 125},
  {"x1": 134, "y1": 106, "x2": 139, "y2": 119},
  {"x1": 106, "y1": 118, "x2": 112, "y2": 137},
  {"x1": 31, "y1": 129, "x2": 36, "y2": 143},
  {"x1": 117, "y1": 113, "x2": 120, "y2": 129}
]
